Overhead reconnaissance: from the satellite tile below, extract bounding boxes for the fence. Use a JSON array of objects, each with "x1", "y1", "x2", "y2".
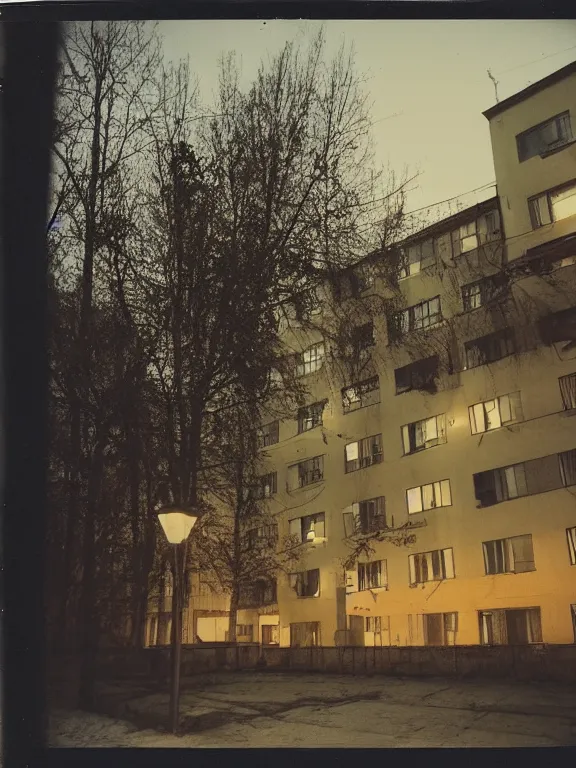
[{"x1": 48, "y1": 642, "x2": 576, "y2": 686}]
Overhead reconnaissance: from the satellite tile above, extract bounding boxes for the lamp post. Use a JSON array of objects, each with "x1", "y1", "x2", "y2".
[{"x1": 156, "y1": 505, "x2": 199, "y2": 734}]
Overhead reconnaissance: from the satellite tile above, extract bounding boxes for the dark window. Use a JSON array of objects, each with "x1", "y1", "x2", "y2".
[
  {"x1": 290, "y1": 621, "x2": 320, "y2": 647},
  {"x1": 517, "y1": 112, "x2": 572, "y2": 162},
  {"x1": 394, "y1": 356, "x2": 439, "y2": 395},
  {"x1": 236, "y1": 624, "x2": 253, "y2": 640},
  {"x1": 351, "y1": 322, "x2": 375, "y2": 355},
  {"x1": 289, "y1": 569, "x2": 320, "y2": 598},
  {"x1": 257, "y1": 420, "x2": 279, "y2": 448},
  {"x1": 296, "y1": 456, "x2": 324, "y2": 487},
  {"x1": 424, "y1": 613, "x2": 458, "y2": 646},
  {"x1": 559, "y1": 373, "x2": 576, "y2": 410},
  {"x1": 473, "y1": 463, "x2": 527, "y2": 507},
  {"x1": 252, "y1": 472, "x2": 277, "y2": 499},
  {"x1": 483, "y1": 535, "x2": 535, "y2": 575},
  {"x1": 464, "y1": 328, "x2": 515, "y2": 368},
  {"x1": 247, "y1": 524, "x2": 278, "y2": 548},
  {"x1": 539, "y1": 306, "x2": 576, "y2": 347},
  {"x1": 297, "y1": 401, "x2": 326, "y2": 433},
  {"x1": 345, "y1": 434, "x2": 383, "y2": 473},
  {"x1": 358, "y1": 560, "x2": 386, "y2": 590},
  {"x1": 479, "y1": 608, "x2": 542, "y2": 645},
  {"x1": 358, "y1": 496, "x2": 387, "y2": 534},
  {"x1": 342, "y1": 376, "x2": 380, "y2": 413},
  {"x1": 462, "y1": 274, "x2": 507, "y2": 311}
]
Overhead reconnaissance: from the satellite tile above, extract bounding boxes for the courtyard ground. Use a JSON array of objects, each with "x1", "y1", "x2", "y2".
[{"x1": 48, "y1": 671, "x2": 576, "y2": 748}]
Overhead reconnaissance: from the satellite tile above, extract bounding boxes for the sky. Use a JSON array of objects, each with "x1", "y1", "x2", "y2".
[{"x1": 158, "y1": 19, "x2": 576, "y2": 221}]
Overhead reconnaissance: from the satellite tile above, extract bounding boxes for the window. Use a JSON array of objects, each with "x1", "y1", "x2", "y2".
[
  {"x1": 473, "y1": 463, "x2": 528, "y2": 506},
  {"x1": 297, "y1": 401, "x2": 326, "y2": 433},
  {"x1": 539, "y1": 306, "x2": 576, "y2": 347},
  {"x1": 296, "y1": 341, "x2": 325, "y2": 377},
  {"x1": 484, "y1": 210, "x2": 500, "y2": 241},
  {"x1": 398, "y1": 239, "x2": 435, "y2": 279},
  {"x1": 294, "y1": 288, "x2": 321, "y2": 321},
  {"x1": 401, "y1": 414, "x2": 446, "y2": 455},
  {"x1": 247, "y1": 524, "x2": 278, "y2": 548},
  {"x1": 293, "y1": 456, "x2": 324, "y2": 488},
  {"x1": 358, "y1": 496, "x2": 387, "y2": 534},
  {"x1": 342, "y1": 497, "x2": 387, "y2": 538},
  {"x1": 517, "y1": 112, "x2": 572, "y2": 162},
  {"x1": 571, "y1": 605, "x2": 576, "y2": 643},
  {"x1": 289, "y1": 569, "x2": 320, "y2": 598},
  {"x1": 257, "y1": 420, "x2": 279, "y2": 448},
  {"x1": 475, "y1": 450, "x2": 576, "y2": 507},
  {"x1": 452, "y1": 220, "x2": 478, "y2": 255},
  {"x1": 365, "y1": 616, "x2": 381, "y2": 633},
  {"x1": 479, "y1": 608, "x2": 542, "y2": 645},
  {"x1": 239, "y1": 580, "x2": 277, "y2": 608},
  {"x1": 345, "y1": 434, "x2": 383, "y2": 473},
  {"x1": 394, "y1": 296, "x2": 442, "y2": 335},
  {"x1": 358, "y1": 560, "x2": 387, "y2": 591},
  {"x1": 483, "y1": 535, "x2": 535, "y2": 575},
  {"x1": 559, "y1": 373, "x2": 576, "y2": 410},
  {"x1": 464, "y1": 328, "x2": 515, "y2": 368},
  {"x1": 407, "y1": 479, "x2": 451, "y2": 514},
  {"x1": 351, "y1": 322, "x2": 375, "y2": 356},
  {"x1": 469, "y1": 392, "x2": 523, "y2": 434},
  {"x1": 529, "y1": 180, "x2": 576, "y2": 229},
  {"x1": 424, "y1": 613, "x2": 458, "y2": 646},
  {"x1": 462, "y1": 274, "x2": 506, "y2": 311},
  {"x1": 342, "y1": 376, "x2": 380, "y2": 413},
  {"x1": 289, "y1": 512, "x2": 326, "y2": 543},
  {"x1": 568, "y1": 527, "x2": 576, "y2": 565},
  {"x1": 236, "y1": 624, "x2": 253, "y2": 641},
  {"x1": 253, "y1": 472, "x2": 277, "y2": 499},
  {"x1": 290, "y1": 621, "x2": 320, "y2": 647},
  {"x1": 409, "y1": 548, "x2": 455, "y2": 584},
  {"x1": 394, "y1": 356, "x2": 439, "y2": 395}
]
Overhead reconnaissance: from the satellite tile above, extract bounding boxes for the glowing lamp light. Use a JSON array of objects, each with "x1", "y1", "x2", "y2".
[{"x1": 157, "y1": 506, "x2": 199, "y2": 545}]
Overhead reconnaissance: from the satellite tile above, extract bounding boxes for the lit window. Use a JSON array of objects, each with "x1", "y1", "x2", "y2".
[
  {"x1": 409, "y1": 548, "x2": 455, "y2": 584},
  {"x1": 345, "y1": 434, "x2": 383, "y2": 473},
  {"x1": 469, "y1": 392, "x2": 523, "y2": 434},
  {"x1": 296, "y1": 342, "x2": 325, "y2": 377},
  {"x1": 407, "y1": 480, "x2": 451, "y2": 514},
  {"x1": 297, "y1": 401, "x2": 326, "y2": 433},
  {"x1": 529, "y1": 181, "x2": 576, "y2": 229},
  {"x1": 401, "y1": 414, "x2": 446, "y2": 455},
  {"x1": 393, "y1": 297, "x2": 442, "y2": 336}
]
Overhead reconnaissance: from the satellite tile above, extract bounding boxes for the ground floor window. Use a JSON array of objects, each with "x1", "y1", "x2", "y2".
[
  {"x1": 423, "y1": 612, "x2": 458, "y2": 646},
  {"x1": 261, "y1": 624, "x2": 280, "y2": 645},
  {"x1": 479, "y1": 607, "x2": 542, "y2": 645},
  {"x1": 290, "y1": 621, "x2": 321, "y2": 647},
  {"x1": 364, "y1": 615, "x2": 391, "y2": 646},
  {"x1": 236, "y1": 624, "x2": 254, "y2": 641}
]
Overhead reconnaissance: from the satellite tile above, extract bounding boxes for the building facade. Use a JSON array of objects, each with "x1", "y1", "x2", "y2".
[{"x1": 147, "y1": 62, "x2": 576, "y2": 649}]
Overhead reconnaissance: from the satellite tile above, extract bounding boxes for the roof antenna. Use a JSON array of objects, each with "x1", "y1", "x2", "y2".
[{"x1": 487, "y1": 69, "x2": 499, "y2": 103}]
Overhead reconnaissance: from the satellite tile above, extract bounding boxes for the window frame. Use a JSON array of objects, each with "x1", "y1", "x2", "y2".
[
  {"x1": 397, "y1": 238, "x2": 436, "y2": 280},
  {"x1": 289, "y1": 512, "x2": 326, "y2": 543},
  {"x1": 464, "y1": 328, "x2": 515, "y2": 369},
  {"x1": 482, "y1": 534, "x2": 535, "y2": 575},
  {"x1": 401, "y1": 414, "x2": 446, "y2": 455},
  {"x1": 345, "y1": 434, "x2": 383, "y2": 473},
  {"x1": 297, "y1": 400, "x2": 326, "y2": 433},
  {"x1": 406, "y1": 479, "x2": 452, "y2": 514},
  {"x1": 289, "y1": 568, "x2": 321, "y2": 599},
  {"x1": 468, "y1": 392, "x2": 523, "y2": 435},
  {"x1": 341, "y1": 376, "x2": 380, "y2": 413},
  {"x1": 358, "y1": 560, "x2": 387, "y2": 591},
  {"x1": 567, "y1": 526, "x2": 576, "y2": 566},
  {"x1": 559, "y1": 373, "x2": 576, "y2": 411},
  {"x1": 528, "y1": 179, "x2": 576, "y2": 229},
  {"x1": 253, "y1": 471, "x2": 277, "y2": 499},
  {"x1": 395, "y1": 296, "x2": 442, "y2": 335},
  {"x1": 257, "y1": 420, "x2": 280, "y2": 448},
  {"x1": 358, "y1": 496, "x2": 387, "y2": 534},
  {"x1": 516, "y1": 111, "x2": 573, "y2": 163},
  {"x1": 394, "y1": 355, "x2": 439, "y2": 395},
  {"x1": 295, "y1": 455, "x2": 324, "y2": 488},
  {"x1": 296, "y1": 341, "x2": 325, "y2": 377},
  {"x1": 409, "y1": 547, "x2": 455, "y2": 585}
]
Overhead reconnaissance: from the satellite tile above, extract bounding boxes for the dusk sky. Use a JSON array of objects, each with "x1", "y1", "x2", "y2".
[{"x1": 159, "y1": 19, "x2": 576, "y2": 218}]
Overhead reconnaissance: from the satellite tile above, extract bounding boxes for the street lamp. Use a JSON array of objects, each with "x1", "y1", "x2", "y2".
[{"x1": 157, "y1": 504, "x2": 200, "y2": 734}]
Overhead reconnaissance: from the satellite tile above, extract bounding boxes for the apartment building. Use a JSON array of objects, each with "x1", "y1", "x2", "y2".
[
  {"x1": 146, "y1": 63, "x2": 576, "y2": 649},
  {"x1": 250, "y1": 63, "x2": 576, "y2": 649}
]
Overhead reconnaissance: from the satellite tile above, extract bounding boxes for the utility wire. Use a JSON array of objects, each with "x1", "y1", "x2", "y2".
[{"x1": 494, "y1": 45, "x2": 576, "y2": 77}]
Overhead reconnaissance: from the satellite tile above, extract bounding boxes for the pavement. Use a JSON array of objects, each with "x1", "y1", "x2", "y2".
[{"x1": 48, "y1": 671, "x2": 576, "y2": 747}]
